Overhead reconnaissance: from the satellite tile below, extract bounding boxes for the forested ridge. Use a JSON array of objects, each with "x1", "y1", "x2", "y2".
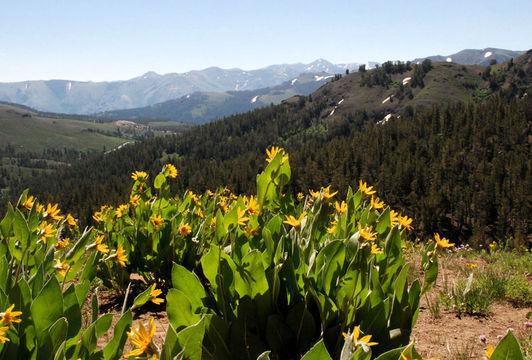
[
  {"x1": 3, "y1": 51, "x2": 531, "y2": 246},
  {"x1": 9, "y1": 92, "x2": 529, "y2": 246}
]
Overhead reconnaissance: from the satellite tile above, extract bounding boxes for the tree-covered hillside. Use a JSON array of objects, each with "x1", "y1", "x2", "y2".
[{"x1": 4, "y1": 52, "x2": 531, "y2": 246}]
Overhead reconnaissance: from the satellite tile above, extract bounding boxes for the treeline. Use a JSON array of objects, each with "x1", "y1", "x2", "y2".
[{"x1": 7, "y1": 92, "x2": 529, "y2": 246}]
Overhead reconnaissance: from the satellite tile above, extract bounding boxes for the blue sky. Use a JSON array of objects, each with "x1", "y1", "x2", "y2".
[{"x1": 1, "y1": 0, "x2": 530, "y2": 82}]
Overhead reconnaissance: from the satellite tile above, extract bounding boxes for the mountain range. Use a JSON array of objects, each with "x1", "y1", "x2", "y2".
[
  {"x1": 0, "y1": 59, "x2": 367, "y2": 115},
  {"x1": 95, "y1": 73, "x2": 336, "y2": 124},
  {"x1": 0, "y1": 48, "x2": 522, "y2": 115}
]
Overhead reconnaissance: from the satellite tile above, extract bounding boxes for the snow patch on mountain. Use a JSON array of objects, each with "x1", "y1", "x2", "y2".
[
  {"x1": 251, "y1": 95, "x2": 259, "y2": 103},
  {"x1": 402, "y1": 77, "x2": 411, "y2": 85},
  {"x1": 484, "y1": 51, "x2": 493, "y2": 58},
  {"x1": 382, "y1": 96, "x2": 391, "y2": 104},
  {"x1": 291, "y1": 78, "x2": 298, "y2": 85},
  {"x1": 446, "y1": 57, "x2": 452, "y2": 62},
  {"x1": 338, "y1": 99, "x2": 344, "y2": 105}
]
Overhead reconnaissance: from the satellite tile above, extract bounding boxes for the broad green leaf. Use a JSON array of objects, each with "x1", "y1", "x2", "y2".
[
  {"x1": 13, "y1": 209, "x2": 30, "y2": 250},
  {"x1": 234, "y1": 250, "x2": 269, "y2": 299},
  {"x1": 0, "y1": 203, "x2": 15, "y2": 240},
  {"x1": 132, "y1": 285, "x2": 152, "y2": 308},
  {"x1": 63, "y1": 284, "x2": 82, "y2": 338},
  {"x1": 66, "y1": 228, "x2": 94, "y2": 263},
  {"x1": 47, "y1": 317, "x2": 68, "y2": 354},
  {"x1": 171, "y1": 262, "x2": 207, "y2": 311},
  {"x1": 490, "y1": 331, "x2": 524, "y2": 360},
  {"x1": 256, "y1": 351, "x2": 271, "y2": 360},
  {"x1": 376, "y1": 208, "x2": 391, "y2": 234},
  {"x1": 301, "y1": 339, "x2": 333, "y2": 360},
  {"x1": 176, "y1": 317, "x2": 206, "y2": 360},
  {"x1": 160, "y1": 324, "x2": 179, "y2": 360},
  {"x1": 0, "y1": 256, "x2": 8, "y2": 290},
  {"x1": 166, "y1": 289, "x2": 202, "y2": 331},
  {"x1": 30, "y1": 277, "x2": 63, "y2": 334},
  {"x1": 154, "y1": 173, "x2": 166, "y2": 189},
  {"x1": 91, "y1": 288, "x2": 99, "y2": 323},
  {"x1": 103, "y1": 310, "x2": 132, "y2": 360}
]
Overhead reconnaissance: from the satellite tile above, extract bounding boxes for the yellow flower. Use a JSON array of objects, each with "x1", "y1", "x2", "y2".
[
  {"x1": 55, "y1": 237, "x2": 70, "y2": 250},
  {"x1": 116, "y1": 204, "x2": 129, "y2": 218},
  {"x1": 335, "y1": 201, "x2": 347, "y2": 213},
  {"x1": 359, "y1": 180, "x2": 376, "y2": 196},
  {"x1": 210, "y1": 217, "x2": 216, "y2": 228},
  {"x1": 150, "y1": 284, "x2": 164, "y2": 305},
  {"x1": 309, "y1": 189, "x2": 320, "y2": 199},
  {"x1": 38, "y1": 221, "x2": 56, "y2": 243},
  {"x1": 434, "y1": 233, "x2": 454, "y2": 249},
  {"x1": 371, "y1": 244, "x2": 384, "y2": 254},
  {"x1": 243, "y1": 225, "x2": 259, "y2": 237},
  {"x1": 266, "y1": 146, "x2": 288, "y2": 163},
  {"x1": 321, "y1": 185, "x2": 338, "y2": 200},
  {"x1": 23, "y1": 195, "x2": 34, "y2": 210},
  {"x1": 130, "y1": 194, "x2": 141, "y2": 206},
  {"x1": 150, "y1": 214, "x2": 164, "y2": 229},
  {"x1": 35, "y1": 202, "x2": 44, "y2": 214},
  {"x1": 343, "y1": 326, "x2": 378, "y2": 350},
  {"x1": 483, "y1": 344, "x2": 494, "y2": 360},
  {"x1": 179, "y1": 223, "x2": 191, "y2": 236},
  {"x1": 196, "y1": 208, "x2": 204, "y2": 218},
  {"x1": 297, "y1": 192, "x2": 304, "y2": 200},
  {"x1": 0, "y1": 304, "x2": 22, "y2": 326},
  {"x1": 54, "y1": 259, "x2": 69, "y2": 277},
  {"x1": 115, "y1": 246, "x2": 127, "y2": 267},
  {"x1": 125, "y1": 317, "x2": 156, "y2": 357},
  {"x1": 165, "y1": 164, "x2": 178, "y2": 178},
  {"x1": 131, "y1": 171, "x2": 148, "y2": 181},
  {"x1": 283, "y1": 212, "x2": 307, "y2": 229},
  {"x1": 370, "y1": 196, "x2": 385, "y2": 210},
  {"x1": 0, "y1": 326, "x2": 9, "y2": 343},
  {"x1": 390, "y1": 210, "x2": 400, "y2": 226},
  {"x1": 206, "y1": 189, "x2": 214, "y2": 196},
  {"x1": 399, "y1": 215, "x2": 413, "y2": 230},
  {"x1": 327, "y1": 226, "x2": 336, "y2": 234},
  {"x1": 66, "y1": 213, "x2": 77, "y2": 226},
  {"x1": 188, "y1": 191, "x2": 199, "y2": 202},
  {"x1": 45, "y1": 203, "x2": 63, "y2": 221},
  {"x1": 358, "y1": 223, "x2": 377, "y2": 241},
  {"x1": 244, "y1": 195, "x2": 261, "y2": 215},
  {"x1": 94, "y1": 235, "x2": 109, "y2": 254},
  {"x1": 92, "y1": 210, "x2": 104, "y2": 222},
  {"x1": 237, "y1": 207, "x2": 250, "y2": 226}
]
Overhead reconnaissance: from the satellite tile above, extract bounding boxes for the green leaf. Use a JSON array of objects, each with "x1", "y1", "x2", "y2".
[
  {"x1": 490, "y1": 331, "x2": 524, "y2": 360},
  {"x1": 66, "y1": 228, "x2": 94, "y2": 263},
  {"x1": 91, "y1": 288, "x2": 99, "y2": 323},
  {"x1": 234, "y1": 250, "x2": 269, "y2": 299},
  {"x1": 63, "y1": 284, "x2": 82, "y2": 338},
  {"x1": 80, "y1": 313, "x2": 113, "y2": 354},
  {"x1": 373, "y1": 345, "x2": 407, "y2": 360},
  {"x1": 47, "y1": 317, "x2": 68, "y2": 354},
  {"x1": 132, "y1": 285, "x2": 152, "y2": 308},
  {"x1": 166, "y1": 289, "x2": 202, "y2": 331},
  {"x1": 103, "y1": 310, "x2": 132, "y2": 360},
  {"x1": 13, "y1": 209, "x2": 30, "y2": 250},
  {"x1": 256, "y1": 351, "x2": 271, "y2": 360},
  {"x1": 30, "y1": 276, "x2": 63, "y2": 334},
  {"x1": 0, "y1": 256, "x2": 8, "y2": 291},
  {"x1": 176, "y1": 317, "x2": 206, "y2": 360},
  {"x1": 171, "y1": 262, "x2": 207, "y2": 312},
  {"x1": 376, "y1": 208, "x2": 391, "y2": 234},
  {"x1": 154, "y1": 173, "x2": 167, "y2": 189},
  {"x1": 0, "y1": 203, "x2": 15, "y2": 239},
  {"x1": 301, "y1": 339, "x2": 333, "y2": 360},
  {"x1": 160, "y1": 324, "x2": 179, "y2": 360}
]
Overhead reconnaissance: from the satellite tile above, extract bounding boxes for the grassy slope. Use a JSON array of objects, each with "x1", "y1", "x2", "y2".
[
  {"x1": 308, "y1": 62, "x2": 487, "y2": 119},
  {"x1": 0, "y1": 103, "x2": 129, "y2": 152}
]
